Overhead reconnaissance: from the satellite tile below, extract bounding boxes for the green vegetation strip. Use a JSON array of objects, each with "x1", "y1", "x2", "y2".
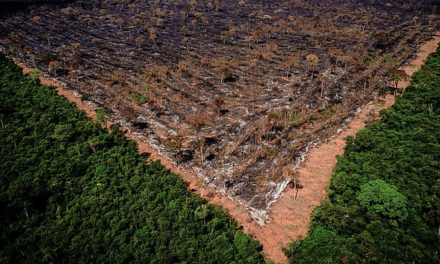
[
  {"x1": 287, "y1": 45, "x2": 440, "y2": 263},
  {"x1": 0, "y1": 53, "x2": 263, "y2": 263}
]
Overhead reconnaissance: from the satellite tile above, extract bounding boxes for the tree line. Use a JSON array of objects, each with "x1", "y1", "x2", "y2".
[{"x1": 0, "y1": 53, "x2": 263, "y2": 263}]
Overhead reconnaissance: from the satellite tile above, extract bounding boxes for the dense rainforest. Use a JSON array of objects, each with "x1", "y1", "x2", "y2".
[
  {"x1": 0, "y1": 53, "x2": 263, "y2": 263},
  {"x1": 286, "y1": 45, "x2": 440, "y2": 263}
]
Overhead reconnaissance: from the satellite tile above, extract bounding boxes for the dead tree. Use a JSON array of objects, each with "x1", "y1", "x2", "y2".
[
  {"x1": 284, "y1": 167, "x2": 302, "y2": 200},
  {"x1": 211, "y1": 96, "x2": 225, "y2": 115},
  {"x1": 306, "y1": 54, "x2": 319, "y2": 79}
]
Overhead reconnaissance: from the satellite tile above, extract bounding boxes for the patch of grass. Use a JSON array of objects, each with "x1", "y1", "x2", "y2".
[
  {"x1": 382, "y1": 55, "x2": 397, "y2": 65},
  {"x1": 131, "y1": 92, "x2": 148, "y2": 103},
  {"x1": 288, "y1": 111, "x2": 299, "y2": 124}
]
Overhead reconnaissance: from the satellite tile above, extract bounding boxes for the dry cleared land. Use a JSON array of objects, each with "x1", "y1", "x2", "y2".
[
  {"x1": 0, "y1": 0, "x2": 438, "y2": 226},
  {"x1": 2, "y1": 0, "x2": 440, "y2": 262}
]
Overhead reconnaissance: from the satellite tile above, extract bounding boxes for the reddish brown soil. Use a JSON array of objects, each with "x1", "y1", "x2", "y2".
[{"x1": 12, "y1": 33, "x2": 440, "y2": 264}]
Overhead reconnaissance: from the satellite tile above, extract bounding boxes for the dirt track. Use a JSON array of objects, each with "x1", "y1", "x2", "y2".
[
  {"x1": 11, "y1": 32, "x2": 440, "y2": 263},
  {"x1": 255, "y1": 33, "x2": 440, "y2": 262}
]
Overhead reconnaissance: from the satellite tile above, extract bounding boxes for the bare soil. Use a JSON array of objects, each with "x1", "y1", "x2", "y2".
[{"x1": 11, "y1": 32, "x2": 440, "y2": 263}]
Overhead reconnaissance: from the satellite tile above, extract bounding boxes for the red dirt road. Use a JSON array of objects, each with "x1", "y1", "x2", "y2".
[
  {"x1": 254, "y1": 33, "x2": 440, "y2": 263},
  {"x1": 11, "y1": 33, "x2": 440, "y2": 263}
]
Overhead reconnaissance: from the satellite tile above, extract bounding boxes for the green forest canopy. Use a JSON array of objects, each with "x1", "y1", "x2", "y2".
[
  {"x1": 0, "y1": 53, "x2": 263, "y2": 263},
  {"x1": 286, "y1": 44, "x2": 440, "y2": 263}
]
